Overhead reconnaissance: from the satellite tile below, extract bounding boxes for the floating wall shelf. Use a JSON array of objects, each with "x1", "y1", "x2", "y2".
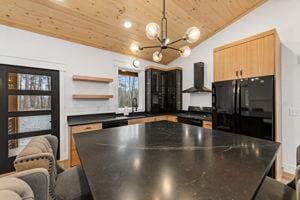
[
  {"x1": 73, "y1": 75, "x2": 113, "y2": 83},
  {"x1": 73, "y1": 94, "x2": 113, "y2": 100}
]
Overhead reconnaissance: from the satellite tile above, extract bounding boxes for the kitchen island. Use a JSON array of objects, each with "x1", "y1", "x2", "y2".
[{"x1": 74, "y1": 121, "x2": 279, "y2": 200}]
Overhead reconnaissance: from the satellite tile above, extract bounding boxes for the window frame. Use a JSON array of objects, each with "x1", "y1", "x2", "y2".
[
  {"x1": 0, "y1": 64, "x2": 60, "y2": 173},
  {"x1": 117, "y1": 68, "x2": 143, "y2": 112}
]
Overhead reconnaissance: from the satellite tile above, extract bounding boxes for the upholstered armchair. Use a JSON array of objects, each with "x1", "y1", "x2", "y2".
[
  {"x1": 14, "y1": 135, "x2": 92, "y2": 200},
  {"x1": 0, "y1": 168, "x2": 49, "y2": 200}
]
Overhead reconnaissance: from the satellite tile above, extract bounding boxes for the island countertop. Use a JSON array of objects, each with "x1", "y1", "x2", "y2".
[{"x1": 74, "y1": 121, "x2": 279, "y2": 200}]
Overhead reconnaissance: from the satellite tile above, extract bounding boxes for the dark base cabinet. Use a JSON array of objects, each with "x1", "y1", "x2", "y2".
[{"x1": 146, "y1": 68, "x2": 182, "y2": 113}]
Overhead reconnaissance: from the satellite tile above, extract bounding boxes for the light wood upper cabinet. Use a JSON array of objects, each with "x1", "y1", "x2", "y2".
[
  {"x1": 214, "y1": 48, "x2": 237, "y2": 82},
  {"x1": 214, "y1": 29, "x2": 279, "y2": 82},
  {"x1": 245, "y1": 34, "x2": 275, "y2": 78}
]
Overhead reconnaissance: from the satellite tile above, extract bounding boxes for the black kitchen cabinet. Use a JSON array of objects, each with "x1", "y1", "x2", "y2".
[{"x1": 146, "y1": 68, "x2": 182, "y2": 113}]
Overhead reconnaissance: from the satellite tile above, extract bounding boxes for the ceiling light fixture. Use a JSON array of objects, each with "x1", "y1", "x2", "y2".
[
  {"x1": 132, "y1": 59, "x2": 140, "y2": 68},
  {"x1": 123, "y1": 21, "x2": 132, "y2": 29},
  {"x1": 129, "y1": 0, "x2": 200, "y2": 62}
]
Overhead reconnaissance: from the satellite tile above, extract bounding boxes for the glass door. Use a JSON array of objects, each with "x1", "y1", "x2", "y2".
[{"x1": 0, "y1": 64, "x2": 60, "y2": 173}]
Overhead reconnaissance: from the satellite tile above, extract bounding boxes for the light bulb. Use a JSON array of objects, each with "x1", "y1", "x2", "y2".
[
  {"x1": 164, "y1": 38, "x2": 170, "y2": 45},
  {"x1": 184, "y1": 27, "x2": 201, "y2": 43},
  {"x1": 130, "y1": 41, "x2": 141, "y2": 54},
  {"x1": 145, "y1": 23, "x2": 160, "y2": 40},
  {"x1": 153, "y1": 51, "x2": 163, "y2": 62},
  {"x1": 180, "y1": 46, "x2": 191, "y2": 57},
  {"x1": 123, "y1": 21, "x2": 132, "y2": 29}
]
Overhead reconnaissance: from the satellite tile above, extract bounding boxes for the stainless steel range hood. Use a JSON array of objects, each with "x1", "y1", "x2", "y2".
[{"x1": 183, "y1": 62, "x2": 212, "y2": 93}]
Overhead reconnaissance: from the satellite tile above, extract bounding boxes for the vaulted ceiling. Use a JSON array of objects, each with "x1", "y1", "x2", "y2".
[{"x1": 0, "y1": 0, "x2": 267, "y2": 64}]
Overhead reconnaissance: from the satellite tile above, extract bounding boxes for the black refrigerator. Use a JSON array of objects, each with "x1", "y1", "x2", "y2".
[{"x1": 212, "y1": 75, "x2": 275, "y2": 176}]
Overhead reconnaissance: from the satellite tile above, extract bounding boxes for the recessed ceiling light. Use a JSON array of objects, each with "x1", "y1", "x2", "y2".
[{"x1": 123, "y1": 21, "x2": 132, "y2": 29}]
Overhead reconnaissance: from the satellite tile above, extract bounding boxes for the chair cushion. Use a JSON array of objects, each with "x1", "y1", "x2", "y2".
[
  {"x1": 0, "y1": 177, "x2": 34, "y2": 200},
  {"x1": 17, "y1": 137, "x2": 53, "y2": 157},
  {"x1": 255, "y1": 177, "x2": 296, "y2": 200},
  {"x1": 55, "y1": 166, "x2": 91, "y2": 200}
]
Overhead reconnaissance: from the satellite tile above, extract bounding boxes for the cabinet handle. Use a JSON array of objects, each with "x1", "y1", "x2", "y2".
[
  {"x1": 240, "y1": 69, "x2": 243, "y2": 77},
  {"x1": 235, "y1": 70, "x2": 238, "y2": 77},
  {"x1": 85, "y1": 127, "x2": 92, "y2": 130}
]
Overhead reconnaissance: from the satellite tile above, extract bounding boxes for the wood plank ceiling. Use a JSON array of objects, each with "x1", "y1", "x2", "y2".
[{"x1": 0, "y1": 0, "x2": 267, "y2": 64}]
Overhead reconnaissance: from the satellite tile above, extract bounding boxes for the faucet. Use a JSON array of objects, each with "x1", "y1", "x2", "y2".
[{"x1": 132, "y1": 97, "x2": 138, "y2": 113}]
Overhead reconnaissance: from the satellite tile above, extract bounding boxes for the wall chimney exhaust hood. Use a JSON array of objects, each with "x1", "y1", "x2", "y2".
[{"x1": 183, "y1": 62, "x2": 212, "y2": 93}]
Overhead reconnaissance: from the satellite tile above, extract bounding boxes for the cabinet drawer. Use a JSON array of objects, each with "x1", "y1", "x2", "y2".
[
  {"x1": 167, "y1": 115, "x2": 177, "y2": 122},
  {"x1": 203, "y1": 121, "x2": 212, "y2": 129},
  {"x1": 128, "y1": 117, "x2": 156, "y2": 125},
  {"x1": 155, "y1": 115, "x2": 168, "y2": 121},
  {"x1": 71, "y1": 123, "x2": 102, "y2": 134}
]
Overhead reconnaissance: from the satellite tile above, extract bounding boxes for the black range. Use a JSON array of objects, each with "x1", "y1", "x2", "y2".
[{"x1": 177, "y1": 106, "x2": 212, "y2": 126}]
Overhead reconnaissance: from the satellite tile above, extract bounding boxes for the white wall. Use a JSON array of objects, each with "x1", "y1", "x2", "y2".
[
  {"x1": 169, "y1": 0, "x2": 300, "y2": 173},
  {"x1": 0, "y1": 24, "x2": 166, "y2": 159}
]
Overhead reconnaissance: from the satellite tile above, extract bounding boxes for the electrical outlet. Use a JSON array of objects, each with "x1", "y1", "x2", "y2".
[{"x1": 289, "y1": 108, "x2": 300, "y2": 116}]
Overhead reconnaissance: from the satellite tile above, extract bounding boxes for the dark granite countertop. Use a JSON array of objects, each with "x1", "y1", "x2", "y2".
[
  {"x1": 67, "y1": 113, "x2": 172, "y2": 126},
  {"x1": 68, "y1": 112, "x2": 212, "y2": 126},
  {"x1": 74, "y1": 121, "x2": 279, "y2": 200}
]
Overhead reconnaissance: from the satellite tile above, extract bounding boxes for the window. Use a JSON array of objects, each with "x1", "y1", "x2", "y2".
[
  {"x1": 0, "y1": 65, "x2": 60, "y2": 173},
  {"x1": 118, "y1": 70, "x2": 139, "y2": 108}
]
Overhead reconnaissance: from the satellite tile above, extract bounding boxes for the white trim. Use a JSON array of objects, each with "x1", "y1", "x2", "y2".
[
  {"x1": 0, "y1": 55, "x2": 68, "y2": 160},
  {"x1": 116, "y1": 67, "x2": 144, "y2": 113},
  {"x1": 0, "y1": 54, "x2": 66, "y2": 71},
  {"x1": 283, "y1": 162, "x2": 296, "y2": 174}
]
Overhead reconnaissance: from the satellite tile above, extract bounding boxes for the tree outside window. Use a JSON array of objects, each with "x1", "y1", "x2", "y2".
[{"x1": 118, "y1": 70, "x2": 139, "y2": 108}]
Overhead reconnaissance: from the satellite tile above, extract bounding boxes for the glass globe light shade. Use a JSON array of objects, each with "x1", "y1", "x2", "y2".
[
  {"x1": 153, "y1": 51, "x2": 163, "y2": 62},
  {"x1": 180, "y1": 46, "x2": 191, "y2": 57},
  {"x1": 184, "y1": 27, "x2": 201, "y2": 43},
  {"x1": 145, "y1": 23, "x2": 160, "y2": 40},
  {"x1": 130, "y1": 41, "x2": 141, "y2": 54}
]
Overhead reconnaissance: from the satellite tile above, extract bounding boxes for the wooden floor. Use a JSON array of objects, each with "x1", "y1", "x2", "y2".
[
  {"x1": 280, "y1": 171, "x2": 294, "y2": 184},
  {"x1": 58, "y1": 159, "x2": 70, "y2": 170}
]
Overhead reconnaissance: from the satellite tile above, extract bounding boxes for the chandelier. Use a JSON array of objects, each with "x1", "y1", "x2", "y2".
[{"x1": 129, "y1": 0, "x2": 201, "y2": 62}]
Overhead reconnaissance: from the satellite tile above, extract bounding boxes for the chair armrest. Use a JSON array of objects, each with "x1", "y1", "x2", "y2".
[
  {"x1": 10, "y1": 168, "x2": 49, "y2": 200},
  {"x1": 44, "y1": 135, "x2": 64, "y2": 174},
  {"x1": 14, "y1": 152, "x2": 57, "y2": 197},
  {"x1": 14, "y1": 153, "x2": 55, "y2": 174},
  {"x1": 44, "y1": 136, "x2": 58, "y2": 159}
]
